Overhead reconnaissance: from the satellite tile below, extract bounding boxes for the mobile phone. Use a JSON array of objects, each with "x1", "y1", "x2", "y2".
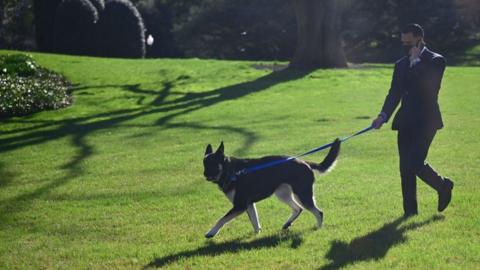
[{"x1": 416, "y1": 40, "x2": 423, "y2": 48}]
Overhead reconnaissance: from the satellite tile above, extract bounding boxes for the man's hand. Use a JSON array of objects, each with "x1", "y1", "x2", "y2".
[
  {"x1": 371, "y1": 115, "x2": 385, "y2": 129},
  {"x1": 409, "y1": 46, "x2": 421, "y2": 62}
]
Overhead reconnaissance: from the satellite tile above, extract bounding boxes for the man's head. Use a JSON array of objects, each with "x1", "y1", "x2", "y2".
[{"x1": 400, "y1": 23, "x2": 425, "y2": 55}]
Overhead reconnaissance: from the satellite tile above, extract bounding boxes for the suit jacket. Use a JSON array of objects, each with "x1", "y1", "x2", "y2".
[{"x1": 381, "y1": 47, "x2": 446, "y2": 130}]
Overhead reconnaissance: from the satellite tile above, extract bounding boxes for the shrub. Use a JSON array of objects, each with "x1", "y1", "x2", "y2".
[
  {"x1": 96, "y1": 0, "x2": 146, "y2": 58},
  {"x1": 0, "y1": 54, "x2": 39, "y2": 77},
  {"x1": 33, "y1": 0, "x2": 102, "y2": 53},
  {"x1": 53, "y1": 0, "x2": 99, "y2": 56},
  {"x1": 89, "y1": 0, "x2": 105, "y2": 13},
  {"x1": 0, "y1": 54, "x2": 72, "y2": 118}
]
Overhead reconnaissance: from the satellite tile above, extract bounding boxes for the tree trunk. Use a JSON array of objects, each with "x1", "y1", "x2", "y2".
[{"x1": 289, "y1": 0, "x2": 347, "y2": 69}]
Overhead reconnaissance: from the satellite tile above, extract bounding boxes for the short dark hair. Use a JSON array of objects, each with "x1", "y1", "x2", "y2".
[{"x1": 401, "y1": 23, "x2": 424, "y2": 38}]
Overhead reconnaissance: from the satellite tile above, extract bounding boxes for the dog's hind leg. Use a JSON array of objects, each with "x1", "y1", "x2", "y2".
[
  {"x1": 247, "y1": 203, "x2": 261, "y2": 233},
  {"x1": 205, "y1": 205, "x2": 247, "y2": 238},
  {"x1": 294, "y1": 186, "x2": 323, "y2": 229},
  {"x1": 275, "y1": 184, "x2": 303, "y2": 230}
]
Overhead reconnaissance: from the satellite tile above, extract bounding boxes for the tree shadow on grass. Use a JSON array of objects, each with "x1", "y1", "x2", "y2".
[
  {"x1": 318, "y1": 215, "x2": 445, "y2": 270},
  {"x1": 0, "y1": 68, "x2": 311, "y2": 218},
  {"x1": 144, "y1": 232, "x2": 304, "y2": 269},
  {"x1": 1, "y1": 68, "x2": 312, "y2": 166},
  {"x1": 1, "y1": 68, "x2": 311, "y2": 152}
]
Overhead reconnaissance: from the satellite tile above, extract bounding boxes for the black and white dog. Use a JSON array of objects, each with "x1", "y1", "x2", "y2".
[{"x1": 202, "y1": 139, "x2": 341, "y2": 238}]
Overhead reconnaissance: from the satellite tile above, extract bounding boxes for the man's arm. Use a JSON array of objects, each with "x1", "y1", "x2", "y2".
[{"x1": 372, "y1": 62, "x2": 404, "y2": 129}]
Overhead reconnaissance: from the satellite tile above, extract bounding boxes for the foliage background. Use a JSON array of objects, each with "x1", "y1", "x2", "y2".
[{"x1": 1, "y1": 0, "x2": 479, "y2": 62}]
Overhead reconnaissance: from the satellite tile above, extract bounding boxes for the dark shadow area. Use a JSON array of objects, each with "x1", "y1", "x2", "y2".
[
  {"x1": 318, "y1": 215, "x2": 445, "y2": 270},
  {"x1": 316, "y1": 117, "x2": 336, "y2": 123},
  {"x1": 144, "y1": 232, "x2": 303, "y2": 269}
]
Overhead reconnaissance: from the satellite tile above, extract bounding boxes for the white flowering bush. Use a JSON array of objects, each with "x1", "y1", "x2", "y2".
[{"x1": 0, "y1": 54, "x2": 72, "y2": 118}]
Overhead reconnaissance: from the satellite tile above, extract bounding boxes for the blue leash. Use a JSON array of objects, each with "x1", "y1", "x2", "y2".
[{"x1": 231, "y1": 125, "x2": 374, "y2": 181}]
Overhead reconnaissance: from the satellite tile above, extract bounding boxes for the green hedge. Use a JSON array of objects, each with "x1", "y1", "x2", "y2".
[
  {"x1": 53, "y1": 0, "x2": 99, "y2": 56},
  {"x1": 96, "y1": 0, "x2": 146, "y2": 58},
  {"x1": 0, "y1": 54, "x2": 72, "y2": 118}
]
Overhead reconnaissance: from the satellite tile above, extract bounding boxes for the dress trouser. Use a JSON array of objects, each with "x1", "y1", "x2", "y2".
[{"x1": 397, "y1": 128, "x2": 446, "y2": 215}]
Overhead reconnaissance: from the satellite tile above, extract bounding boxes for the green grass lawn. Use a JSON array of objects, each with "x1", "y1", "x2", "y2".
[{"x1": 1, "y1": 50, "x2": 479, "y2": 269}]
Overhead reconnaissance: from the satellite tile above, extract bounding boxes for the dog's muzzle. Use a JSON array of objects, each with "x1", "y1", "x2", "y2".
[
  {"x1": 204, "y1": 172, "x2": 221, "y2": 182},
  {"x1": 204, "y1": 173, "x2": 216, "y2": 181}
]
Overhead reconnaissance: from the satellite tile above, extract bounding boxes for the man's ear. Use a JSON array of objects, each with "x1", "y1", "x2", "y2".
[
  {"x1": 215, "y1": 141, "x2": 224, "y2": 155},
  {"x1": 205, "y1": 144, "x2": 213, "y2": 156}
]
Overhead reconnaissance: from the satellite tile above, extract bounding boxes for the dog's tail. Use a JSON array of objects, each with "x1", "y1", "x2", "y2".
[{"x1": 307, "y1": 138, "x2": 341, "y2": 174}]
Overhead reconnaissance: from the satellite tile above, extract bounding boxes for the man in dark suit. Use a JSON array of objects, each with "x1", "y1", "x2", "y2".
[{"x1": 371, "y1": 24, "x2": 454, "y2": 217}]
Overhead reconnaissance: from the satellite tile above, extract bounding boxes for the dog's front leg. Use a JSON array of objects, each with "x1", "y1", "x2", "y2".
[
  {"x1": 205, "y1": 205, "x2": 246, "y2": 238},
  {"x1": 247, "y1": 203, "x2": 261, "y2": 233}
]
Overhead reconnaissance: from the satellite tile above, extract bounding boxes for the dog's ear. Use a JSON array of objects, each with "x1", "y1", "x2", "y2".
[
  {"x1": 205, "y1": 144, "x2": 213, "y2": 156},
  {"x1": 215, "y1": 141, "x2": 224, "y2": 155}
]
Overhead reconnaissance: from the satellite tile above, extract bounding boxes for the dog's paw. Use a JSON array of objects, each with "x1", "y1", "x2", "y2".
[
  {"x1": 282, "y1": 221, "x2": 293, "y2": 230},
  {"x1": 254, "y1": 228, "x2": 261, "y2": 234},
  {"x1": 313, "y1": 223, "x2": 323, "y2": 230}
]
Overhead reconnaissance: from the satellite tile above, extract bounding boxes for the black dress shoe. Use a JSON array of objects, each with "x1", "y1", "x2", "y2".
[{"x1": 438, "y1": 178, "x2": 454, "y2": 212}]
